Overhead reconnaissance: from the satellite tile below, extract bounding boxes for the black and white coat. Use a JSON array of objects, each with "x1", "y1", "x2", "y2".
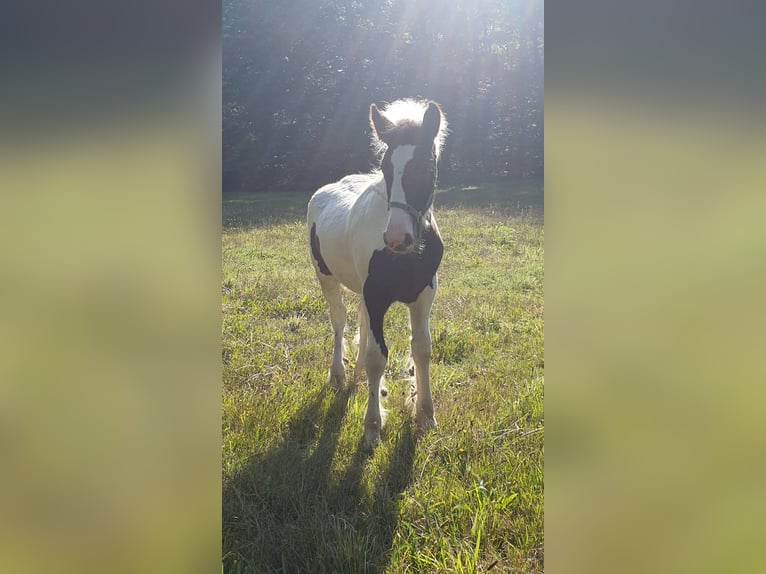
[{"x1": 307, "y1": 99, "x2": 448, "y2": 447}]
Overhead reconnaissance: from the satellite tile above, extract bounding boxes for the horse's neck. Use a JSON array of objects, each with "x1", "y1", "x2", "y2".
[
  {"x1": 369, "y1": 170, "x2": 386, "y2": 201},
  {"x1": 357, "y1": 171, "x2": 387, "y2": 210},
  {"x1": 343, "y1": 172, "x2": 387, "y2": 235}
]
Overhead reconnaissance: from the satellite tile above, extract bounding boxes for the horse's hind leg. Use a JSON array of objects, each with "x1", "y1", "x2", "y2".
[
  {"x1": 407, "y1": 278, "x2": 438, "y2": 431},
  {"x1": 318, "y1": 275, "x2": 347, "y2": 390}
]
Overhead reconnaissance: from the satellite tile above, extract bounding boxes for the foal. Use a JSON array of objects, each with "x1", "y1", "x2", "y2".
[{"x1": 307, "y1": 99, "x2": 447, "y2": 447}]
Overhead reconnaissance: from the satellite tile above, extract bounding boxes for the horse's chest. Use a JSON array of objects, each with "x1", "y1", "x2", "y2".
[{"x1": 364, "y1": 232, "x2": 443, "y2": 305}]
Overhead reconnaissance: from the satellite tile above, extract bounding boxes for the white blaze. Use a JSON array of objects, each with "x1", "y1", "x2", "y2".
[{"x1": 385, "y1": 145, "x2": 415, "y2": 246}]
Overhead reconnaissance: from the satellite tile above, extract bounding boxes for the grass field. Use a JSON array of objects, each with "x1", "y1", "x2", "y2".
[{"x1": 222, "y1": 181, "x2": 544, "y2": 573}]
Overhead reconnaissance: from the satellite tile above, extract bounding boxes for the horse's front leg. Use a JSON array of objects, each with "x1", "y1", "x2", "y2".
[
  {"x1": 318, "y1": 275, "x2": 347, "y2": 390},
  {"x1": 407, "y1": 277, "x2": 437, "y2": 431},
  {"x1": 353, "y1": 303, "x2": 368, "y2": 382},
  {"x1": 362, "y1": 294, "x2": 390, "y2": 448}
]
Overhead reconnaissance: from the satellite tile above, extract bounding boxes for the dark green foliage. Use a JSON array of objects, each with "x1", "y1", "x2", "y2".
[{"x1": 223, "y1": 0, "x2": 543, "y2": 192}]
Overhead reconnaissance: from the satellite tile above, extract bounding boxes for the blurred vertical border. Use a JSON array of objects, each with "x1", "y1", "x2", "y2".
[
  {"x1": 546, "y1": 1, "x2": 766, "y2": 573},
  {"x1": 0, "y1": 2, "x2": 221, "y2": 573}
]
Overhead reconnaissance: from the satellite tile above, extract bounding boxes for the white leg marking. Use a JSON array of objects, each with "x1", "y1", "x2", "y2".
[
  {"x1": 407, "y1": 278, "x2": 437, "y2": 430},
  {"x1": 354, "y1": 303, "x2": 368, "y2": 382},
  {"x1": 363, "y1": 327, "x2": 387, "y2": 448},
  {"x1": 319, "y1": 275, "x2": 346, "y2": 390}
]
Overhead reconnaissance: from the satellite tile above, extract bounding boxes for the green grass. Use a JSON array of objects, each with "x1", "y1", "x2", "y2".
[{"x1": 222, "y1": 181, "x2": 544, "y2": 573}]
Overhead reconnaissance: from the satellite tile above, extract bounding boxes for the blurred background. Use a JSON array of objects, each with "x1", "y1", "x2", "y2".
[
  {"x1": 546, "y1": 2, "x2": 766, "y2": 573},
  {"x1": 0, "y1": 2, "x2": 221, "y2": 573}
]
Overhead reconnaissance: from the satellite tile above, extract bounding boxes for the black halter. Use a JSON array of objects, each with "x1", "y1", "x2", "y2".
[{"x1": 389, "y1": 191, "x2": 434, "y2": 241}]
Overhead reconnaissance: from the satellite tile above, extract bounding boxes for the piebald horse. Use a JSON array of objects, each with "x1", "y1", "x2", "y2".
[{"x1": 307, "y1": 99, "x2": 447, "y2": 447}]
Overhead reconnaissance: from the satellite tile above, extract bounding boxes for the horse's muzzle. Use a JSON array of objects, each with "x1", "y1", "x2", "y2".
[{"x1": 383, "y1": 231, "x2": 415, "y2": 253}]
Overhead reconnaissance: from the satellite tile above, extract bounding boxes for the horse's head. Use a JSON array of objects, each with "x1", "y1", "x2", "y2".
[{"x1": 369, "y1": 99, "x2": 447, "y2": 254}]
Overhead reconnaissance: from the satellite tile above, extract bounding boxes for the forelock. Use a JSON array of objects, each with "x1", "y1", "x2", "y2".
[{"x1": 370, "y1": 99, "x2": 448, "y2": 160}]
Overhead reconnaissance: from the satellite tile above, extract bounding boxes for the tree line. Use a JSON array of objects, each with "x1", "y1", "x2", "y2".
[{"x1": 223, "y1": 0, "x2": 543, "y2": 193}]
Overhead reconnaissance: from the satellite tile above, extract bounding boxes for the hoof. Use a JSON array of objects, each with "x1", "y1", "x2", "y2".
[
  {"x1": 364, "y1": 408, "x2": 386, "y2": 448},
  {"x1": 415, "y1": 411, "x2": 437, "y2": 432},
  {"x1": 364, "y1": 424, "x2": 381, "y2": 449},
  {"x1": 329, "y1": 368, "x2": 346, "y2": 390}
]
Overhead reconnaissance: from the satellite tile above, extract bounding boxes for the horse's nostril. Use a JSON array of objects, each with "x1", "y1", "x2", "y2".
[{"x1": 384, "y1": 232, "x2": 414, "y2": 252}]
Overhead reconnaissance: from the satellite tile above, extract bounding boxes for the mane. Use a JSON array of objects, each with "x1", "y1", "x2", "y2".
[{"x1": 370, "y1": 98, "x2": 449, "y2": 161}]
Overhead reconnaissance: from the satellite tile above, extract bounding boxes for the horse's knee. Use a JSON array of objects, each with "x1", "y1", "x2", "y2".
[{"x1": 330, "y1": 308, "x2": 346, "y2": 334}]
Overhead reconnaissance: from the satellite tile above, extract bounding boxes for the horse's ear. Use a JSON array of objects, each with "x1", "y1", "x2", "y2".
[
  {"x1": 422, "y1": 102, "x2": 442, "y2": 143},
  {"x1": 370, "y1": 103, "x2": 394, "y2": 138}
]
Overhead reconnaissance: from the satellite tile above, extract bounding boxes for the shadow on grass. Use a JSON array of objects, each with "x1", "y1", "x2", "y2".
[{"x1": 222, "y1": 387, "x2": 418, "y2": 573}]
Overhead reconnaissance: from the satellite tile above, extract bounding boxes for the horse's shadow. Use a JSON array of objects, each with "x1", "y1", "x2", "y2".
[{"x1": 222, "y1": 387, "x2": 417, "y2": 573}]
